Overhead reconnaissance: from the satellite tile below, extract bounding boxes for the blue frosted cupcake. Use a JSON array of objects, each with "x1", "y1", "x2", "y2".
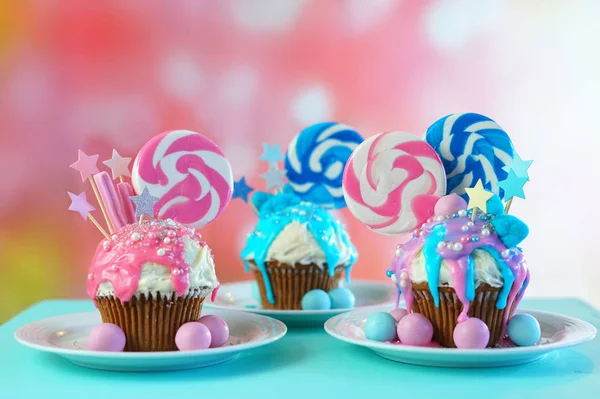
[{"x1": 241, "y1": 188, "x2": 357, "y2": 309}]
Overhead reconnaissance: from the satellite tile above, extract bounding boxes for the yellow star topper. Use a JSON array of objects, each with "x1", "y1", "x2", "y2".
[{"x1": 465, "y1": 180, "x2": 493, "y2": 217}]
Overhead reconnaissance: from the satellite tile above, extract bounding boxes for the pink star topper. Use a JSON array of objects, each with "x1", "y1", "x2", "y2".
[
  {"x1": 70, "y1": 150, "x2": 100, "y2": 182},
  {"x1": 67, "y1": 191, "x2": 96, "y2": 220},
  {"x1": 103, "y1": 149, "x2": 132, "y2": 180}
]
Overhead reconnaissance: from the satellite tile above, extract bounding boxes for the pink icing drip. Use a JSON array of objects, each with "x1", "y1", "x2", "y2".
[
  {"x1": 211, "y1": 282, "x2": 220, "y2": 302},
  {"x1": 93, "y1": 172, "x2": 127, "y2": 230},
  {"x1": 117, "y1": 182, "x2": 136, "y2": 224},
  {"x1": 446, "y1": 258, "x2": 470, "y2": 323},
  {"x1": 86, "y1": 219, "x2": 208, "y2": 304}
]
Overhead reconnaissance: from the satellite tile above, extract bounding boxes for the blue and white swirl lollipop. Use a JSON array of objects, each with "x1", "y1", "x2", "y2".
[
  {"x1": 425, "y1": 113, "x2": 515, "y2": 200},
  {"x1": 285, "y1": 122, "x2": 363, "y2": 209}
]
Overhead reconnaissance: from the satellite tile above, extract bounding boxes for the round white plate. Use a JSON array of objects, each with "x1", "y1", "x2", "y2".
[
  {"x1": 205, "y1": 280, "x2": 397, "y2": 327},
  {"x1": 15, "y1": 308, "x2": 287, "y2": 372},
  {"x1": 325, "y1": 307, "x2": 597, "y2": 368}
]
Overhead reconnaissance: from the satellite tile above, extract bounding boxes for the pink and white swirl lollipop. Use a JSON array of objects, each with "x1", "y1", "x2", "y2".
[
  {"x1": 132, "y1": 130, "x2": 233, "y2": 229},
  {"x1": 342, "y1": 131, "x2": 446, "y2": 235}
]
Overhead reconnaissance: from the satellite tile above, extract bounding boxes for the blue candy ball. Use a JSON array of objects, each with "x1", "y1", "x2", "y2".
[
  {"x1": 507, "y1": 314, "x2": 541, "y2": 346},
  {"x1": 364, "y1": 312, "x2": 398, "y2": 342},
  {"x1": 328, "y1": 288, "x2": 356, "y2": 309},
  {"x1": 301, "y1": 289, "x2": 332, "y2": 310}
]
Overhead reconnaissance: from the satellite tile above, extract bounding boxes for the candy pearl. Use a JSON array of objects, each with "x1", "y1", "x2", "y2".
[
  {"x1": 507, "y1": 314, "x2": 541, "y2": 346},
  {"x1": 168, "y1": 231, "x2": 176, "y2": 238},
  {"x1": 481, "y1": 228, "x2": 491, "y2": 236},
  {"x1": 111, "y1": 234, "x2": 118, "y2": 240},
  {"x1": 157, "y1": 248, "x2": 166, "y2": 256},
  {"x1": 364, "y1": 312, "x2": 397, "y2": 342},
  {"x1": 501, "y1": 250, "x2": 510, "y2": 258},
  {"x1": 131, "y1": 232, "x2": 141, "y2": 242},
  {"x1": 421, "y1": 223, "x2": 426, "y2": 228},
  {"x1": 453, "y1": 318, "x2": 490, "y2": 349},
  {"x1": 397, "y1": 313, "x2": 433, "y2": 345},
  {"x1": 111, "y1": 264, "x2": 119, "y2": 270},
  {"x1": 413, "y1": 228, "x2": 420, "y2": 236},
  {"x1": 199, "y1": 315, "x2": 230, "y2": 348},
  {"x1": 148, "y1": 233, "x2": 156, "y2": 239},
  {"x1": 399, "y1": 271, "x2": 409, "y2": 280},
  {"x1": 452, "y1": 213, "x2": 459, "y2": 218},
  {"x1": 461, "y1": 225, "x2": 469, "y2": 232},
  {"x1": 427, "y1": 217, "x2": 433, "y2": 223},
  {"x1": 452, "y1": 243, "x2": 463, "y2": 251},
  {"x1": 471, "y1": 236, "x2": 480, "y2": 242},
  {"x1": 399, "y1": 280, "x2": 408, "y2": 288},
  {"x1": 467, "y1": 221, "x2": 474, "y2": 227},
  {"x1": 389, "y1": 308, "x2": 408, "y2": 322},
  {"x1": 164, "y1": 237, "x2": 171, "y2": 244},
  {"x1": 460, "y1": 236, "x2": 470, "y2": 244},
  {"x1": 437, "y1": 241, "x2": 446, "y2": 249},
  {"x1": 87, "y1": 273, "x2": 94, "y2": 280},
  {"x1": 386, "y1": 269, "x2": 393, "y2": 278},
  {"x1": 175, "y1": 322, "x2": 212, "y2": 351},
  {"x1": 458, "y1": 210, "x2": 467, "y2": 217},
  {"x1": 434, "y1": 216, "x2": 445, "y2": 222},
  {"x1": 395, "y1": 248, "x2": 402, "y2": 256},
  {"x1": 88, "y1": 323, "x2": 126, "y2": 352}
]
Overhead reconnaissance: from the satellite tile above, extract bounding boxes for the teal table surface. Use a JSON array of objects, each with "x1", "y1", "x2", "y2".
[{"x1": 1, "y1": 299, "x2": 600, "y2": 399}]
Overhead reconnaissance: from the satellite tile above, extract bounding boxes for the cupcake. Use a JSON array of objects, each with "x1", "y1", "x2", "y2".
[
  {"x1": 87, "y1": 219, "x2": 218, "y2": 351},
  {"x1": 389, "y1": 194, "x2": 530, "y2": 347},
  {"x1": 241, "y1": 189, "x2": 357, "y2": 310}
]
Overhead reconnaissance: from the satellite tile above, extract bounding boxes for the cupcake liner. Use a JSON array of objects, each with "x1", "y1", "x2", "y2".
[
  {"x1": 250, "y1": 260, "x2": 345, "y2": 310},
  {"x1": 96, "y1": 290, "x2": 206, "y2": 352},
  {"x1": 411, "y1": 283, "x2": 508, "y2": 347}
]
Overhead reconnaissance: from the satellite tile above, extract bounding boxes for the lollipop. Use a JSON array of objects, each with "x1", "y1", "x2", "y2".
[
  {"x1": 342, "y1": 131, "x2": 446, "y2": 235},
  {"x1": 132, "y1": 130, "x2": 234, "y2": 228},
  {"x1": 425, "y1": 113, "x2": 515, "y2": 199},
  {"x1": 285, "y1": 122, "x2": 363, "y2": 209}
]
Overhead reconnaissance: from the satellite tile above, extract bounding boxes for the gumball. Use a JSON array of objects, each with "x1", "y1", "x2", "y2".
[
  {"x1": 507, "y1": 314, "x2": 541, "y2": 346},
  {"x1": 434, "y1": 194, "x2": 467, "y2": 217},
  {"x1": 175, "y1": 322, "x2": 212, "y2": 351},
  {"x1": 389, "y1": 308, "x2": 408, "y2": 322},
  {"x1": 88, "y1": 323, "x2": 126, "y2": 352},
  {"x1": 364, "y1": 312, "x2": 398, "y2": 342},
  {"x1": 397, "y1": 313, "x2": 433, "y2": 346},
  {"x1": 301, "y1": 289, "x2": 332, "y2": 310},
  {"x1": 328, "y1": 287, "x2": 356, "y2": 309},
  {"x1": 199, "y1": 315, "x2": 230, "y2": 348},
  {"x1": 453, "y1": 318, "x2": 490, "y2": 349}
]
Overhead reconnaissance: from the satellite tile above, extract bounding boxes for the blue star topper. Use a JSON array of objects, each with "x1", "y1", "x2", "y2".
[
  {"x1": 261, "y1": 167, "x2": 286, "y2": 191},
  {"x1": 502, "y1": 153, "x2": 532, "y2": 181},
  {"x1": 260, "y1": 143, "x2": 285, "y2": 166},
  {"x1": 498, "y1": 170, "x2": 528, "y2": 201},
  {"x1": 131, "y1": 187, "x2": 160, "y2": 219},
  {"x1": 233, "y1": 177, "x2": 254, "y2": 203}
]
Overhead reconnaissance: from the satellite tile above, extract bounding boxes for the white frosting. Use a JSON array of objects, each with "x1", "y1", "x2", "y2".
[
  {"x1": 410, "y1": 248, "x2": 503, "y2": 287},
  {"x1": 245, "y1": 220, "x2": 353, "y2": 268},
  {"x1": 97, "y1": 236, "x2": 218, "y2": 297}
]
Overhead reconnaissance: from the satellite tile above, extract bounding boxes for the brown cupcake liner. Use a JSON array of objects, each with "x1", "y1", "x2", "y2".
[
  {"x1": 411, "y1": 282, "x2": 509, "y2": 348},
  {"x1": 250, "y1": 260, "x2": 345, "y2": 310},
  {"x1": 96, "y1": 290, "x2": 206, "y2": 352}
]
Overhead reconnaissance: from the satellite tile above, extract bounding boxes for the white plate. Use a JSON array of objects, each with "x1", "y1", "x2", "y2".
[
  {"x1": 325, "y1": 307, "x2": 597, "y2": 368},
  {"x1": 14, "y1": 308, "x2": 287, "y2": 372},
  {"x1": 206, "y1": 280, "x2": 397, "y2": 327}
]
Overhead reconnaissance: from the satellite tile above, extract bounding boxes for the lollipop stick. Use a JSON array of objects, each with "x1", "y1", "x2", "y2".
[
  {"x1": 471, "y1": 209, "x2": 476, "y2": 222},
  {"x1": 119, "y1": 176, "x2": 125, "y2": 184},
  {"x1": 504, "y1": 198, "x2": 514, "y2": 214},
  {"x1": 88, "y1": 213, "x2": 110, "y2": 239},
  {"x1": 88, "y1": 176, "x2": 113, "y2": 234},
  {"x1": 139, "y1": 214, "x2": 145, "y2": 225}
]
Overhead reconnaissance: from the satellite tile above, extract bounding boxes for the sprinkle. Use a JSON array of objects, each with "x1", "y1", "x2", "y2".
[
  {"x1": 148, "y1": 232, "x2": 156, "y2": 239},
  {"x1": 111, "y1": 234, "x2": 118, "y2": 240},
  {"x1": 399, "y1": 271, "x2": 408, "y2": 280},
  {"x1": 399, "y1": 280, "x2": 408, "y2": 288},
  {"x1": 501, "y1": 250, "x2": 510, "y2": 258},
  {"x1": 434, "y1": 215, "x2": 445, "y2": 222},
  {"x1": 421, "y1": 223, "x2": 426, "y2": 228},
  {"x1": 461, "y1": 225, "x2": 469, "y2": 232},
  {"x1": 164, "y1": 237, "x2": 171, "y2": 244},
  {"x1": 395, "y1": 248, "x2": 402, "y2": 256},
  {"x1": 481, "y1": 228, "x2": 491, "y2": 236},
  {"x1": 131, "y1": 232, "x2": 141, "y2": 242},
  {"x1": 452, "y1": 213, "x2": 459, "y2": 218},
  {"x1": 87, "y1": 273, "x2": 94, "y2": 280},
  {"x1": 386, "y1": 269, "x2": 393, "y2": 278},
  {"x1": 437, "y1": 241, "x2": 446, "y2": 249},
  {"x1": 467, "y1": 221, "x2": 474, "y2": 227},
  {"x1": 458, "y1": 210, "x2": 467, "y2": 217},
  {"x1": 460, "y1": 236, "x2": 470, "y2": 244},
  {"x1": 157, "y1": 248, "x2": 166, "y2": 256},
  {"x1": 168, "y1": 231, "x2": 176, "y2": 238},
  {"x1": 111, "y1": 264, "x2": 119, "y2": 270},
  {"x1": 391, "y1": 275, "x2": 398, "y2": 284},
  {"x1": 471, "y1": 236, "x2": 480, "y2": 242},
  {"x1": 452, "y1": 243, "x2": 463, "y2": 251},
  {"x1": 427, "y1": 217, "x2": 433, "y2": 223}
]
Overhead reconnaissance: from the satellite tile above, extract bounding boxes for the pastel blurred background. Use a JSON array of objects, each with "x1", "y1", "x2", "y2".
[{"x1": 1, "y1": 0, "x2": 599, "y2": 323}]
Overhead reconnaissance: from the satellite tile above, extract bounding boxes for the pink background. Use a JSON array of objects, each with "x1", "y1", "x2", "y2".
[{"x1": 1, "y1": 1, "x2": 599, "y2": 322}]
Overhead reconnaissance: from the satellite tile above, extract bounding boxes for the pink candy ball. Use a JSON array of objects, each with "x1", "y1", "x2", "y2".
[
  {"x1": 389, "y1": 308, "x2": 408, "y2": 322},
  {"x1": 175, "y1": 322, "x2": 212, "y2": 351},
  {"x1": 88, "y1": 323, "x2": 126, "y2": 352},
  {"x1": 453, "y1": 317, "x2": 490, "y2": 349},
  {"x1": 434, "y1": 194, "x2": 467, "y2": 217},
  {"x1": 199, "y1": 315, "x2": 230, "y2": 348},
  {"x1": 397, "y1": 313, "x2": 433, "y2": 346}
]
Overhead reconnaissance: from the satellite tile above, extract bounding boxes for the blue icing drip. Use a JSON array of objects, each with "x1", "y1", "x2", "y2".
[
  {"x1": 466, "y1": 255, "x2": 475, "y2": 301},
  {"x1": 241, "y1": 191, "x2": 357, "y2": 304},
  {"x1": 422, "y1": 224, "x2": 446, "y2": 307},
  {"x1": 479, "y1": 246, "x2": 515, "y2": 309}
]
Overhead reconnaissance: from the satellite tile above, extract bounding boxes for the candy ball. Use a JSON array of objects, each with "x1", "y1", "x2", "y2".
[
  {"x1": 389, "y1": 308, "x2": 408, "y2": 322},
  {"x1": 328, "y1": 288, "x2": 356, "y2": 309},
  {"x1": 199, "y1": 315, "x2": 230, "y2": 348},
  {"x1": 175, "y1": 322, "x2": 212, "y2": 351},
  {"x1": 301, "y1": 289, "x2": 331, "y2": 310},
  {"x1": 434, "y1": 194, "x2": 468, "y2": 217},
  {"x1": 364, "y1": 312, "x2": 398, "y2": 342},
  {"x1": 88, "y1": 323, "x2": 126, "y2": 352},
  {"x1": 508, "y1": 314, "x2": 541, "y2": 346},
  {"x1": 453, "y1": 318, "x2": 490, "y2": 349},
  {"x1": 397, "y1": 313, "x2": 433, "y2": 346}
]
